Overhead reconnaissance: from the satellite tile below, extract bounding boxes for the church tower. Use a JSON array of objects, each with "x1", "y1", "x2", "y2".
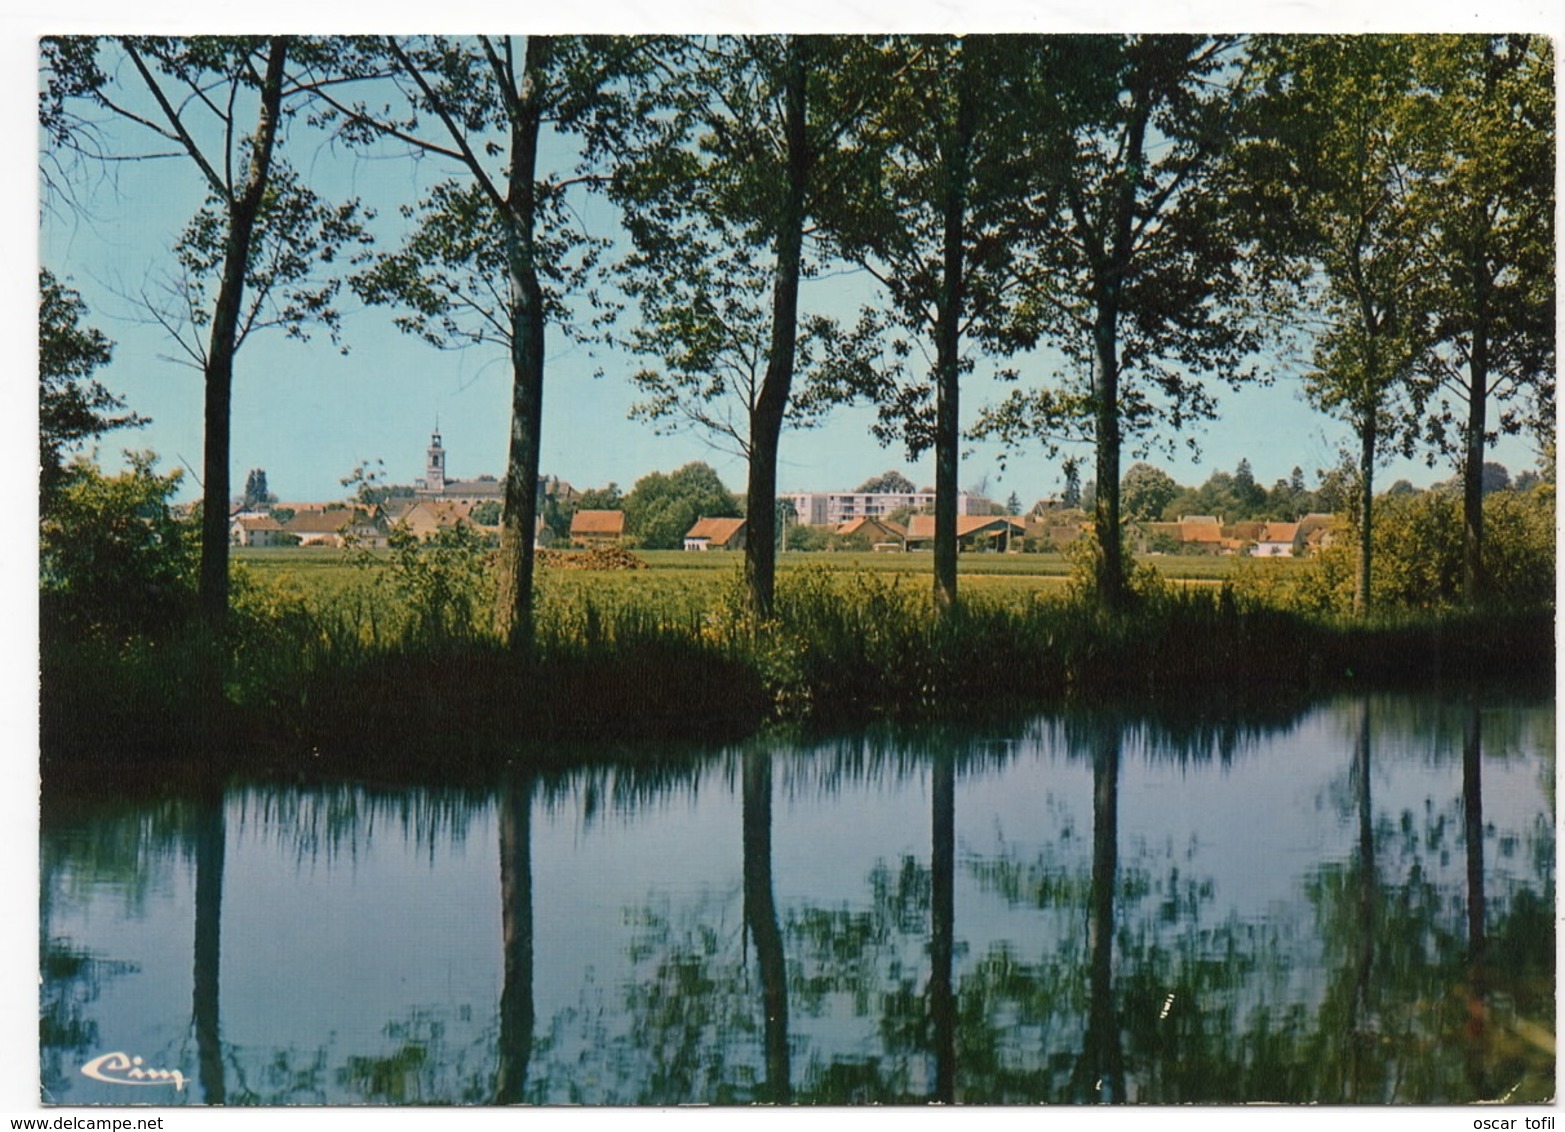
[{"x1": 423, "y1": 428, "x2": 446, "y2": 494}]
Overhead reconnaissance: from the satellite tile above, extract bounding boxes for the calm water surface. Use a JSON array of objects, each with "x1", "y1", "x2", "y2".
[{"x1": 40, "y1": 695, "x2": 1555, "y2": 1104}]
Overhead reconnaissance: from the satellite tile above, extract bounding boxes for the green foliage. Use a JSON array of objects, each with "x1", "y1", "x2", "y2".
[
  {"x1": 786, "y1": 524, "x2": 830, "y2": 552},
  {"x1": 1120, "y1": 463, "x2": 1179, "y2": 522},
  {"x1": 623, "y1": 463, "x2": 741, "y2": 550},
  {"x1": 340, "y1": 459, "x2": 392, "y2": 505},
  {"x1": 857, "y1": 470, "x2": 917, "y2": 494},
  {"x1": 171, "y1": 162, "x2": 373, "y2": 357},
  {"x1": 241, "y1": 468, "x2": 275, "y2": 509},
  {"x1": 364, "y1": 523, "x2": 498, "y2": 644},
  {"x1": 1062, "y1": 531, "x2": 1171, "y2": 610},
  {"x1": 38, "y1": 270, "x2": 141, "y2": 507},
  {"x1": 1469, "y1": 486, "x2": 1556, "y2": 607},
  {"x1": 814, "y1": 37, "x2": 1053, "y2": 458},
  {"x1": 1410, "y1": 35, "x2": 1556, "y2": 477},
  {"x1": 40, "y1": 453, "x2": 197, "y2": 639},
  {"x1": 576, "y1": 484, "x2": 623, "y2": 511},
  {"x1": 1234, "y1": 485, "x2": 1554, "y2": 614}
]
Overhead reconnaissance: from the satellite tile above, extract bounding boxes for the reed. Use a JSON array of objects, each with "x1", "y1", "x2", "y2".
[{"x1": 39, "y1": 556, "x2": 1554, "y2": 778}]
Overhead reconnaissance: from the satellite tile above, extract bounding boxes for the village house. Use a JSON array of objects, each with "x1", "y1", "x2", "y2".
[
  {"x1": 684, "y1": 516, "x2": 746, "y2": 551},
  {"x1": 1295, "y1": 513, "x2": 1341, "y2": 554},
  {"x1": 1175, "y1": 515, "x2": 1226, "y2": 552},
  {"x1": 290, "y1": 506, "x2": 385, "y2": 548},
  {"x1": 231, "y1": 505, "x2": 385, "y2": 548},
  {"x1": 834, "y1": 515, "x2": 907, "y2": 551},
  {"x1": 232, "y1": 436, "x2": 573, "y2": 549},
  {"x1": 904, "y1": 514, "x2": 1025, "y2": 552},
  {"x1": 230, "y1": 513, "x2": 291, "y2": 548},
  {"x1": 1023, "y1": 511, "x2": 1090, "y2": 551},
  {"x1": 571, "y1": 509, "x2": 627, "y2": 547},
  {"x1": 1251, "y1": 521, "x2": 1301, "y2": 557},
  {"x1": 386, "y1": 498, "x2": 497, "y2": 540}
]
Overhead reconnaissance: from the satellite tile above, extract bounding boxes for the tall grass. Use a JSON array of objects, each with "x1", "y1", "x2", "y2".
[{"x1": 40, "y1": 549, "x2": 1555, "y2": 780}]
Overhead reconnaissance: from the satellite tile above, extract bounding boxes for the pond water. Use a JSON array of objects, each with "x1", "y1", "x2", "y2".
[{"x1": 40, "y1": 694, "x2": 1554, "y2": 1105}]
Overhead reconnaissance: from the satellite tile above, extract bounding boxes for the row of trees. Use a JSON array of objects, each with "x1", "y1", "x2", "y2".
[
  {"x1": 1116, "y1": 455, "x2": 1546, "y2": 526},
  {"x1": 41, "y1": 33, "x2": 1554, "y2": 644}
]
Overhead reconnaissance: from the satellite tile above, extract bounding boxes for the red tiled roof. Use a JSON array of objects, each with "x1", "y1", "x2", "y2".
[
  {"x1": 836, "y1": 516, "x2": 906, "y2": 539},
  {"x1": 571, "y1": 509, "x2": 626, "y2": 536},
  {"x1": 686, "y1": 517, "x2": 746, "y2": 544},
  {"x1": 1179, "y1": 521, "x2": 1223, "y2": 544},
  {"x1": 284, "y1": 508, "x2": 373, "y2": 534},
  {"x1": 906, "y1": 514, "x2": 1024, "y2": 541},
  {"x1": 397, "y1": 500, "x2": 481, "y2": 534}
]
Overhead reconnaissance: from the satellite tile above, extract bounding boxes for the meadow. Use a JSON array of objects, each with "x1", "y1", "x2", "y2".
[{"x1": 235, "y1": 545, "x2": 1250, "y2": 614}]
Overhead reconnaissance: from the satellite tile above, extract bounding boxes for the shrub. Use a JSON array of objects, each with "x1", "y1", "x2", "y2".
[
  {"x1": 370, "y1": 522, "x2": 498, "y2": 643},
  {"x1": 1233, "y1": 486, "x2": 1555, "y2": 616},
  {"x1": 40, "y1": 452, "x2": 196, "y2": 640}
]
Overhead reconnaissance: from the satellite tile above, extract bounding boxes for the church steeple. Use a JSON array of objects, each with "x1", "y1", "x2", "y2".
[{"x1": 424, "y1": 426, "x2": 446, "y2": 494}]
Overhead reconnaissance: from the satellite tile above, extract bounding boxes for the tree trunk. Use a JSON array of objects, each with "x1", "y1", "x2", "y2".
[
  {"x1": 496, "y1": 37, "x2": 551, "y2": 652},
  {"x1": 1462, "y1": 327, "x2": 1489, "y2": 606},
  {"x1": 1354, "y1": 411, "x2": 1377, "y2": 616},
  {"x1": 932, "y1": 48, "x2": 972, "y2": 615},
  {"x1": 197, "y1": 36, "x2": 289, "y2": 639},
  {"x1": 1091, "y1": 311, "x2": 1125, "y2": 612},
  {"x1": 1089, "y1": 72, "x2": 1151, "y2": 617},
  {"x1": 744, "y1": 39, "x2": 807, "y2": 620}
]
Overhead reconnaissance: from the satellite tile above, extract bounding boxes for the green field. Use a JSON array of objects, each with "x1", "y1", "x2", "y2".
[{"x1": 234, "y1": 545, "x2": 1287, "y2": 619}]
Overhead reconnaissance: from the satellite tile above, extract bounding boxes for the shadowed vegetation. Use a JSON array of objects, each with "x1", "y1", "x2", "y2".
[{"x1": 40, "y1": 525, "x2": 1553, "y2": 781}]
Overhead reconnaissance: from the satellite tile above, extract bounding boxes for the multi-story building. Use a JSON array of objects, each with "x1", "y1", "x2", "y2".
[{"x1": 784, "y1": 489, "x2": 994, "y2": 527}]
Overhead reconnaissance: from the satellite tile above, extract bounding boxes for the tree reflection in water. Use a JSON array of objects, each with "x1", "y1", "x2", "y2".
[
  {"x1": 743, "y1": 747, "x2": 791, "y2": 1102},
  {"x1": 495, "y1": 772, "x2": 534, "y2": 1103},
  {"x1": 580, "y1": 704, "x2": 1553, "y2": 1104},
  {"x1": 191, "y1": 784, "x2": 225, "y2": 1104},
  {"x1": 39, "y1": 697, "x2": 1554, "y2": 1105}
]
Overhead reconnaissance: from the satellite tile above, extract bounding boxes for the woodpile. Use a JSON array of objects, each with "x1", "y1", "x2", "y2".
[{"x1": 537, "y1": 546, "x2": 649, "y2": 570}]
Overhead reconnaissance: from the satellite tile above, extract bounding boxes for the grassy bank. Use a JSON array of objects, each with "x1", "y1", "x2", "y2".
[{"x1": 39, "y1": 554, "x2": 1554, "y2": 783}]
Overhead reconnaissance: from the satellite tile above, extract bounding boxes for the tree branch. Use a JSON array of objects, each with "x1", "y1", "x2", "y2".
[{"x1": 120, "y1": 39, "x2": 229, "y2": 197}]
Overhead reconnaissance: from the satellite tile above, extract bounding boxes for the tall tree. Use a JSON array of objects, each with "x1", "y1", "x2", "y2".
[
  {"x1": 608, "y1": 36, "x2": 886, "y2": 617},
  {"x1": 1407, "y1": 35, "x2": 1555, "y2": 605},
  {"x1": 1119, "y1": 462, "x2": 1178, "y2": 521},
  {"x1": 976, "y1": 35, "x2": 1260, "y2": 612},
  {"x1": 41, "y1": 35, "x2": 367, "y2": 638},
  {"x1": 327, "y1": 35, "x2": 636, "y2": 649},
  {"x1": 38, "y1": 268, "x2": 141, "y2": 509},
  {"x1": 815, "y1": 36, "x2": 1048, "y2": 612},
  {"x1": 855, "y1": 469, "x2": 918, "y2": 494},
  {"x1": 40, "y1": 36, "x2": 369, "y2": 635},
  {"x1": 621, "y1": 461, "x2": 741, "y2": 550},
  {"x1": 1246, "y1": 35, "x2": 1432, "y2": 614}
]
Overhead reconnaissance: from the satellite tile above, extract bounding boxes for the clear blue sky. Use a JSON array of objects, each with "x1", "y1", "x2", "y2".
[{"x1": 26, "y1": 12, "x2": 1557, "y2": 514}]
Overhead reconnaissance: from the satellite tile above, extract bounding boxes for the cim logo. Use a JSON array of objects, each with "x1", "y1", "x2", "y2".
[{"x1": 81, "y1": 1052, "x2": 187, "y2": 1091}]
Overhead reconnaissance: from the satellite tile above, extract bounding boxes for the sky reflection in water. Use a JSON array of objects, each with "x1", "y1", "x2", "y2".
[{"x1": 40, "y1": 694, "x2": 1556, "y2": 1105}]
